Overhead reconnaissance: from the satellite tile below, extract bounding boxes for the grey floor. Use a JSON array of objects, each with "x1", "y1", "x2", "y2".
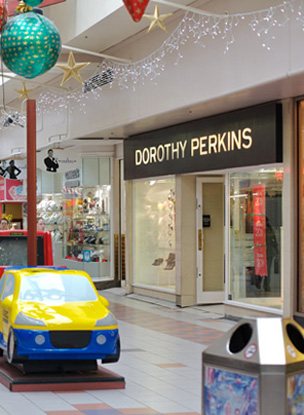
[{"x1": 0, "y1": 289, "x2": 235, "y2": 415}]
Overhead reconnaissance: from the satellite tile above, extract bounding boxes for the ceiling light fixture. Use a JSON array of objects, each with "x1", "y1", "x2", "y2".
[{"x1": 1, "y1": 110, "x2": 24, "y2": 128}]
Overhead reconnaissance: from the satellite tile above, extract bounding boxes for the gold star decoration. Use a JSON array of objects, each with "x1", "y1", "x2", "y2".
[
  {"x1": 143, "y1": 5, "x2": 173, "y2": 33},
  {"x1": 14, "y1": 82, "x2": 34, "y2": 100},
  {"x1": 55, "y1": 51, "x2": 90, "y2": 86}
]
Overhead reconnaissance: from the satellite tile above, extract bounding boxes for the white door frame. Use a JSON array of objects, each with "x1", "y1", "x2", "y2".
[{"x1": 196, "y1": 177, "x2": 225, "y2": 304}]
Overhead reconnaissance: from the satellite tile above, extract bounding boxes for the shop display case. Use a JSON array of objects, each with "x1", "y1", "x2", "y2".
[
  {"x1": 36, "y1": 193, "x2": 64, "y2": 237},
  {"x1": 133, "y1": 179, "x2": 176, "y2": 290},
  {"x1": 62, "y1": 185, "x2": 111, "y2": 279},
  {"x1": 23, "y1": 194, "x2": 64, "y2": 264},
  {"x1": 36, "y1": 193, "x2": 64, "y2": 264}
]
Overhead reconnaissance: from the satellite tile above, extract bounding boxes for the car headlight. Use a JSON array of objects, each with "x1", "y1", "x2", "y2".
[
  {"x1": 96, "y1": 334, "x2": 107, "y2": 345},
  {"x1": 95, "y1": 313, "x2": 117, "y2": 327},
  {"x1": 15, "y1": 312, "x2": 46, "y2": 327},
  {"x1": 35, "y1": 334, "x2": 46, "y2": 345}
]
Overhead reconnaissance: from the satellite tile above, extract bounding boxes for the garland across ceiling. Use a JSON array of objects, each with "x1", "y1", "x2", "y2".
[
  {"x1": 100, "y1": 0, "x2": 304, "y2": 89},
  {"x1": 2, "y1": 0, "x2": 304, "y2": 126}
]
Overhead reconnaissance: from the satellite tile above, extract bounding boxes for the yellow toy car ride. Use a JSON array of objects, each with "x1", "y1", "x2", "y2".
[{"x1": 0, "y1": 267, "x2": 120, "y2": 366}]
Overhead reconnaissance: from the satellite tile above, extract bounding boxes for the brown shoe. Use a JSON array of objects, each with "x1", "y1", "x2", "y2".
[{"x1": 152, "y1": 258, "x2": 164, "y2": 266}]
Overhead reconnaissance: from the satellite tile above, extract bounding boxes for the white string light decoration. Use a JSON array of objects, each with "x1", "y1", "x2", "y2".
[
  {"x1": 101, "y1": 0, "x2": 304, "y2": 91},
  {"x1": 2, "y1": 0, "x2": 304, "y2": 123}
]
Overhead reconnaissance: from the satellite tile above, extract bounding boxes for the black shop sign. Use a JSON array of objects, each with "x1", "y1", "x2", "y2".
[{"x1": 124, "y1": 102, "x2": 282, "y2": 180}]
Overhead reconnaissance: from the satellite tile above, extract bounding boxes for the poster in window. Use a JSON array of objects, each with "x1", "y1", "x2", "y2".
[
  {"x1": 254, "y1": 246, "x2": 267, "y2": 276},
  {"x1": 253, "y1": 184, "x2": 265, "y2": 215},
  {"x1": 253, "y1": 215, "x2": 266, "y2": 246}
]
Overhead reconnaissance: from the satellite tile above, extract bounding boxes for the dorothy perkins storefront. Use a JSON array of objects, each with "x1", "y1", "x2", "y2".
[{"x1": 124, "y1": 102, "x2": 285, "y2": 314}]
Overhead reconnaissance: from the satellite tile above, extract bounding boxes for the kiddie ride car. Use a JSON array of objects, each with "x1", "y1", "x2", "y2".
[{"x1": 0, "y1": 266, "x2": 120, "y2": 373}]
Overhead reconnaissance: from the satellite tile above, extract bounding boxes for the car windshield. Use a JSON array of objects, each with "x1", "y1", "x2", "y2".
[{"x1": 19, "y1": 273, "x2": 98, "y2": 303}]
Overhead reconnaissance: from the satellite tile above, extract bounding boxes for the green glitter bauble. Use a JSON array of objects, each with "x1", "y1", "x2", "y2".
[
  {"x1": 0, "y1": 12, "x2": 61, "y2": 79},
  {"x1": 24, "y1": 0, "x2": 43, "y2": 6}
]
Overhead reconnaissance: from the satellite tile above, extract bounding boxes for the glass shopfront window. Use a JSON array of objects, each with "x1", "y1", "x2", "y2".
[
  {"x1": 298, "y1": 101, "x2": 304, "y2": 313},
  {"x1": 229, "y1": 168, "x2": 283, "y2": 310},
  {"x1": 133, "y1": 178, "x2": 176, "y2": 290}
]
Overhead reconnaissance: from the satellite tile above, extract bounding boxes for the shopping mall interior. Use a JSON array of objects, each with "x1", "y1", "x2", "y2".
[{"x1": 0, "y1": 0, "x2": 304, "y2": 413}]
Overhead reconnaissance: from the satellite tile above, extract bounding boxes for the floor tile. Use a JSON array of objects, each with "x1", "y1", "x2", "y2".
[
  {"x1": 46, "y1": 412, "x2": 84, "y2": 415},
  {"x1": 119, "y1": 409, "x2": 158, "y2": 414},
  {"x1": 74, "y1": 405, "x2": 112, "y2": 410},
  {"x1": 0, "y1": 289, "x2": 234, "y2": 415}
]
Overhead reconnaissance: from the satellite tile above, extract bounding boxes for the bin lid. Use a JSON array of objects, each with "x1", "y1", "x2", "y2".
[{"x1": 203, "y1": 317, "x2": 304, "y2": 367}]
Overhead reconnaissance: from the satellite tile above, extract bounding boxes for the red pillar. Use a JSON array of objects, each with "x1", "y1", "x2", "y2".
[{"x1": 27, "y1": 99, "x2": 37, "y2": 266}]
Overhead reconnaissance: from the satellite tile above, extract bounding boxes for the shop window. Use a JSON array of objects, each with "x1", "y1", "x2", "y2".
[
  {"x1": 133, "y1": 178, "x2": 176, "y2": 290},
  {"x1": 229, "y1": 169, "x2": 283, "y2": 309},
  {"x1": 298, "y1": 101, "x2": 304, "y2": 313}
]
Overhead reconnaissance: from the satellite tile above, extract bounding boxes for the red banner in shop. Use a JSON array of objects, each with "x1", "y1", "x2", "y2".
[
  {"x1": 253, "y1": 184, "x2": 265, "y2": 215},
  {"x1": 5, "y1": 179, "x2": 26, "y2": 201},
  {"x1": 254, "y1": 246, "x2": 268, "y2": 276},
  {"x1": 253, "y1": 215, "x2": 266, "y2": 246}
]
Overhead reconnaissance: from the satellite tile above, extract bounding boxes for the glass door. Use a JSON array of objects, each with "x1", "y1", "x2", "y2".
[{"x1": 229, "y1": 169, "x2": 283, "y2": 310}]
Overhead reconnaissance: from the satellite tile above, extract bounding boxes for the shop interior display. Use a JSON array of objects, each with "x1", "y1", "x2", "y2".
[
  {"x1": 229, "y1": 169, "x2": 283, "y2": 306},
  {"x1": 134, "y1": 180, "x2": 176, "y2": 289},
  {"x1": 63, "y1": 185, "x2": 111, "y2": 267},
  {"x1": 151, "y1": 188, "x2": 176, "y2": 271},
  {"x1": 37, "y1": 194, "x2": 64, "y2": 244}
]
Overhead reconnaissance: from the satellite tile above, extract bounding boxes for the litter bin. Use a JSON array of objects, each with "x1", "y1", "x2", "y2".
[{"x1": 202, "y1": 317, "x2": 304, "y2": 415}]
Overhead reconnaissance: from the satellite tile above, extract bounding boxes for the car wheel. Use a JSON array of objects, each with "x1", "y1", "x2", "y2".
[{"x1": 7, "y1": 327, "x2": 17, "y2": 364}]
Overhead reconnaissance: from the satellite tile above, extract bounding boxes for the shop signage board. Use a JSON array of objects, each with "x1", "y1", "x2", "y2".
[
  {"x1": 124, "y1": 103, "x2": 283, "y2": 180},
  {"x1": 0, "y1": 160, "x2": 27, "y2": 202},
  {"x1": 5, "y1": 178, "x2": 26, "y2": 201},
  {"x1": 37, "y1": 148, "x2": 81, "y2": 175}
]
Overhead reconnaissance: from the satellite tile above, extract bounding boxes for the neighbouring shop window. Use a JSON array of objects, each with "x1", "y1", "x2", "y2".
[
  {"x1": 133, "y1": 178, "x2": 176, "y2": 290},
  {"x1": 229, "y1": 168, "x2": 283, "y2": 310},
  {"x1": 299, "y1": 101, "x2": 304, "y2": 313}
]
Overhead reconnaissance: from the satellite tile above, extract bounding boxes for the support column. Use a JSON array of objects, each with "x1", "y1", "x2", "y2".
[{"x1": 27, "y1": 99, "x2": 37, "y2": 266}]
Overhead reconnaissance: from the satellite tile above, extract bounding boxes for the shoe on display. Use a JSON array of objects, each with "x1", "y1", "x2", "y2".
[
  {"x1": 164, "y1": 262, "x2": 175, "y2": 270},
  {"x1": 152, "y1": 258, "x2": 164, "y2": 266},
  {"x1": 164, "y1": 253, "x2": 175, "y2": 270}
]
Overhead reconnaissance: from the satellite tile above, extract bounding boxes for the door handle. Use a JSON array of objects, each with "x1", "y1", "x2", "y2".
[{"x1": 198, "y1": 229, "x2": 202, "y2": 251}]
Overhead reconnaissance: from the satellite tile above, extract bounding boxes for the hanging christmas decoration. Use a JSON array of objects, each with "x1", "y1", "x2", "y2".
[
  {"x1": 143, "y1": 4, "x2": 172, "y2": 32},
  {"x1": 1, "y1": 0, "x2": 304, "y2": 123},
  {"x1": 23, "y1": 0, "x2": 43, "y2": 7},
  {"x1": 14, "y1": 82, "x2": 35, "y2": 100},
  {"x1": 0, "y1": 7, "x2": 61, "y2": 79},
  {"x1": 56, "y1": 51, "x2": 90, "y2": 86},
  {"x1": 123, "y1": 0, "x2": 150, "y2": 22},
  {"x1": 16, "y1": 0, "x2": 33, "y2": 13},
  {"x1": 0, "y1": 0, "x2": 7, "y2": 32}
]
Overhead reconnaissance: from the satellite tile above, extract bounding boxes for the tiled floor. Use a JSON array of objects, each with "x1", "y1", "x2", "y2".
[{"x1": 0, "y1": 289, "x2": 236, "y2": 415}]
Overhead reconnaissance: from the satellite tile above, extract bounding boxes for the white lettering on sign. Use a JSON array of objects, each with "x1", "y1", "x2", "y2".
[
  {"x1": 135, "y1": 128, "x2": 253, "y2": 166},
  {"x1": 135, "y1": 140, "x2": 188, "y2": 166},
  {"x1": 191, "y1": 128, "x2": 252, "y2": 157}
]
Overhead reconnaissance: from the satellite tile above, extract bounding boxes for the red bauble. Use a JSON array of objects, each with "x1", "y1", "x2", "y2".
[
  {"x1": 123, "y1": 0, "x2": 150, "y2": 22},
  {"x1": 0, "y1": 0, "x2": 7, "y2": 32}
]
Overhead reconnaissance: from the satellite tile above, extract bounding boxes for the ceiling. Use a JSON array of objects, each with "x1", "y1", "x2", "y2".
[{"x1": 1, "y1": 0, "x2": 300, "y2": 152}]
